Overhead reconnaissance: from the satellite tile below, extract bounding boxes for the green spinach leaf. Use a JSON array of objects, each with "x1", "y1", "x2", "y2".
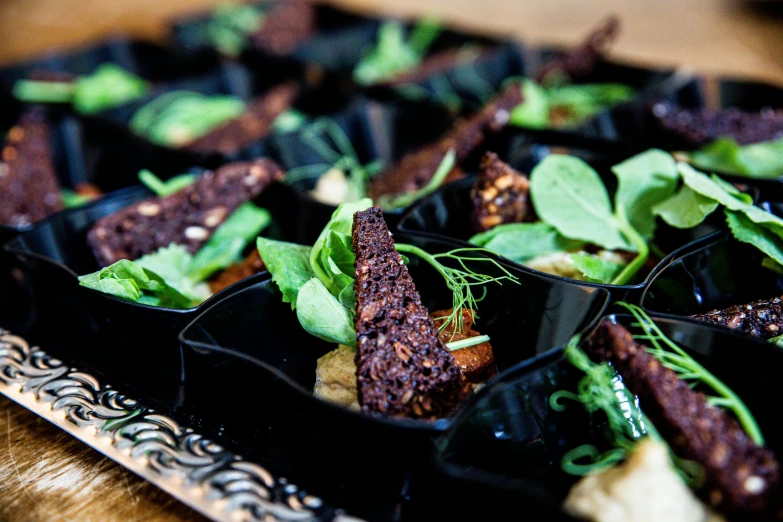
[
  {"x1": 570, "y1": 252, "x2": 625, "y2": 283},
  {"x1": 256, "y1": 237, "x2": 314, "y2": 308},
  {"x1": 468, "y1": 222, "x2": 585, "y2": 262},
  {"x1": 611, "y1": 149, "x2": 679, "y2": 239},
  {"x1": 530, "y1": 155, "x2": 631, "y2": 250},
  {"x1": 296, "y1": 278, "x2": 356, "y2": 347},
  {"x1": 651, "y1": 185, "x2": 719, "y2": 228},
  {"x1": 689, "y1": 137, "x2": 783, "y2": 180}
]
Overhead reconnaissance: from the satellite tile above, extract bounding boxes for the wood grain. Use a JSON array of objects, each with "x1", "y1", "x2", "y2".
[
  {"x1": 0, "y1": 396, "x2": 207, "y2": 522},
  {"x1": 1, "y1": 1, "x2": 783, "y2": 521}
]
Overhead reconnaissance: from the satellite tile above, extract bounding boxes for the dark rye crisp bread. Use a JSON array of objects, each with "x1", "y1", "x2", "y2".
[
  {"x1": 651, "y1": 102, "x2": 783, "y2": 148},
  {"x1": 184, "y1": 83, "x2": 299, "y2": 155},
  {"x1": 369, "y1": 83, "x2": 524, "y2": 199},
  {"x1": 0, "y1": 109, "x2": 62, "y2": 227},
  {"x1": 690, "y1": 296, "x2": 783, "y2": 339},
  {"x1": 381, "y1": 47, "x2": 492, "y2": 87},
  {"x1": 88, "y1": 158, "x2": 283, "y2": 266},
  {"x1": 586, "y1": 320, "x2": 780, "y2": 514},
  {"x1": 249, "y1": 0, "x2": 316, "y2": 56},
  {"x1": 471, "y1": 151, "x2": 532, "y2": 233},
  {"x1": 352, "y1": 206, "x2": 469, "y2": 419},
  {"x1": 536, "y1": 16, "x2": 619, "y2": 84}
]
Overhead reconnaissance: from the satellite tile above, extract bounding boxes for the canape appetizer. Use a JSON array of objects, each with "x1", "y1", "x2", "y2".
[
  {"x1": 12, "y1": 64, "x2": 149, "y2": 114},
  {"x1": 652, "y1": 102, "x2": 783, "y2": 179},
  {"x1": 129, "y1": 83, "x2": 304, "y2": 153},
  {"x1": 557, "y1": 305, "x2": 779, "y2": 520},
  {"x1": 510, "y1": 17, "x2": 635, "y2": 130},
  {"x1": 79, "y1": 160, "x2": 281, "y2": 308},
  {"x1": 258, "y1": 200, "x2": 517, "y2": 418},
  {"x1": 468, "y1": 148, "x2": 783, "y2": 285}
]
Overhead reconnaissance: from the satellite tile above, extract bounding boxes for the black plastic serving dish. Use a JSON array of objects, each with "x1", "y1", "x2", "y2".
[
  {"x1": 426, "y1": 313, "x2": 783, "y2": 520},
  {"x1": 0, "y1": 37, "x2": 221, "y2": 109},
  {"x1": 642, "y1": 232, "x2": 783, "y2": 327},
  {"x1": 178, "y1": 231, "x2": 610, "y2": 521},
  {"x1": 397, "y1": 130, "x2": 725, "y2": 301},
  {"x1": 265, "y1": 98, "x2": 456, "y2": 244},
  {"x1": 3, "y1": 178, "x2": 291, "y2": 390}
]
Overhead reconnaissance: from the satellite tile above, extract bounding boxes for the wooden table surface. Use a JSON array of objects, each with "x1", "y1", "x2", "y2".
[{"x1": 2, "y1": 1, "x2": 783, "y2": 521}]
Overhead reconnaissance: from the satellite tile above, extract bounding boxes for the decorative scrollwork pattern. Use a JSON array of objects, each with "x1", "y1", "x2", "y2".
[{"x1": 0, "y1": 329, "x2": 334, "y2": 522}]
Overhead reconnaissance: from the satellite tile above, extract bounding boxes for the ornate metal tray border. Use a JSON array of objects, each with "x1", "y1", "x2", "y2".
[{"x1": 0, "y1": 328, "x2": 353, "y2": 522}]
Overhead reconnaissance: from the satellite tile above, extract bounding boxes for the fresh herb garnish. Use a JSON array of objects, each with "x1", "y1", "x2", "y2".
[
  {"x1": 78, "y1": 247, "x2": 206, "y2": 308},
  {"x1": 509, "y1": 78, "x2": 634, "y2": 129},
  {"x1": 138, "y1": 169, "x2": 197, "y2": 197},
  {"x1": 60, "y1": 189, "x2": 97, "y2": 209},
  {"x1": 206, "y1": 3, "x2": 265, "y2": 57},
  {"x1": 620, "y1": 303, "x2": 764, "y2": 444},
  {"x1": 687, "y1": 136, "x2": 783, "y2": 180},
  {"x1": 258, "y1": 199, "x2": 518, "y2": 346},
  {"x1": 353, "y1": 17, "x2": 443, "y2": 86},
  {"x1": 285, "y1": 118, "x2": 382, "y2": 205},
  {"x1": 550, "y1": 335, "x2": 652, "y2": 475},
  {"x1": 13, "y1": 64, "x2": 149, "y2": 114},
  {"x1": 129, "y1": 91, "x2": 246, "y2": 147}
]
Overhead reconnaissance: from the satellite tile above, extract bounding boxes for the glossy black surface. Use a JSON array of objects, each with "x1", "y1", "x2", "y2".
[
  {"x1": 178, "y1": 231, "x2": 609, "y2": 521},
  {"x1": 642, "y1": 232, "x2": 783, "y2": 322},
  {"x1": 266, "y1": 98, "x2": 456, "y2": 244},
  {"x1": 431, "y1": 313, "x2": 783, "y2": 519},
  {"x1": 397, "y1": 132, "x2": 724, "y2": 299}
]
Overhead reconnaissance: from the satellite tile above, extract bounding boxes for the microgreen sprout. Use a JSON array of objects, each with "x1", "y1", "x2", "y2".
[
  {"x1": 284, "y1": 117, "x2": 382, "y2": 204},
  {"x1": 445, "y1": 334, "x2": 490, "y2": 352},
  {"x1": 394, "y1": 244, "x2": 519, "y2": 337},
  {"x1": 619, "y1": 302, "x2": 764, "y2": 445},
  {"x1": 377, "y1": 148, "x2": 456, "y2": 210},
  {"x1": 353, "y1": 17, "x2": 443, "y2": 86}
]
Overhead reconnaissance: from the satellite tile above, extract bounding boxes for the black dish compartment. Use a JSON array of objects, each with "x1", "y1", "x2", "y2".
[
  {"x1": 426, "y1": 313, "x2": 783, "y2": 520},
  {"x1": 178, "y1": 231, "x2": 610, "y2": 521},
  {"x1": 266, "y1": 98, "x2": 457, "y2": 244}
]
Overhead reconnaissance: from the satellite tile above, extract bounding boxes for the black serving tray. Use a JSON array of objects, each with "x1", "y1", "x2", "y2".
[
  {"x1": 265, "y1": 98, "x2": 456, "y2": 244},
  {"x1": 397, "y1": 129, "x2": 725, "y2": 300},
  {"x1": 177, "y1": 231, "x2": 610, "y2": 521},
  {"x1": 428, "y1": 312, "x2": 783, "y2": 520},
  {"x1": 3, "y1": 5, "x2": 783, "y2": 522}
]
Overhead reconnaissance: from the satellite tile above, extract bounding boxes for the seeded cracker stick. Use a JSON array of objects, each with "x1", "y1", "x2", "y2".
[
  {"x1": 368, "y1": 82, "x2": 524, "y2": 199},
  {"x1": 651, "y1": 102, "x2": 783, "y2": 148},
  {"x1": 690, "y1": 296, "x2": 783, "y2": 339},
  {"x1": 0, "y1": 109, "x2": 62, "y2": 227},
  {"x1": 587, "y1": 321, "x2": 780, "y2": 513},
  {"x1": 352, "y1": 206, "x2": 470, "y2": 419},
  {"x1": 88, "y1": 159, "x2": 283, "y2": 266},
  {"x1": 184, "y1": 83, "x2": 299, "y2": 155},
  {"x1": 471, "y1": 151, "x2": 533, "y2": 233}
]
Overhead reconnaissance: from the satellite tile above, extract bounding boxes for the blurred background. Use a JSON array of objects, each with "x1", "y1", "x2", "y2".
[{"x1": 2, "y1": 0, "x2": 783, "y2": 84}]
